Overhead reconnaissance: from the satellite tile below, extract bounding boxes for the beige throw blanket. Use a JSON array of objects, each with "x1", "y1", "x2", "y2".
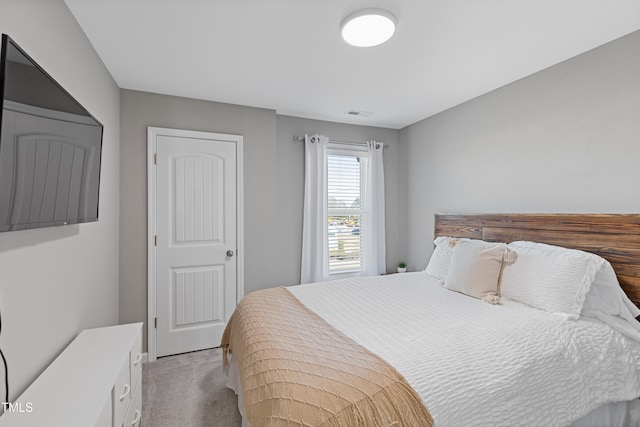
[{"x1": 221, "y1": 287, "x2": 434, "y2": 427}]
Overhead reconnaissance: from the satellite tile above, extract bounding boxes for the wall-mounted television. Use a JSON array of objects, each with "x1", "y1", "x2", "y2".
[{"x1": 0, "y1": 34, "x2": 103, "y2": 232}]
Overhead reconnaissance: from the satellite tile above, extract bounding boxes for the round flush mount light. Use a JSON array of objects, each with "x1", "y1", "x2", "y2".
[{"x1": 341, "y1": 8, "x2": 397, "y2": 47}]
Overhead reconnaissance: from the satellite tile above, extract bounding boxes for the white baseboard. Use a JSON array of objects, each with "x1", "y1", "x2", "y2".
[{"x1": 142, "y1": 352, "x2": 149, "y2": 364}]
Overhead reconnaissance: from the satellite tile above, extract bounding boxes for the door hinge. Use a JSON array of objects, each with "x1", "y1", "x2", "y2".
[
  {"x1": 154, "y1": 317, "x2": 157, "y2": 329},
  {"x1": 154, "y1": 153, "x2": 157, "y2": 165},
  {"x1": 154, "y1": 235, "x2": 157, "y2": 246}
]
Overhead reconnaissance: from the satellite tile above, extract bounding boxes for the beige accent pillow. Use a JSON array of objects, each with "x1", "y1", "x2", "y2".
[{"x1": 444, "y1": 239, "x2": 507, "y2": 303}]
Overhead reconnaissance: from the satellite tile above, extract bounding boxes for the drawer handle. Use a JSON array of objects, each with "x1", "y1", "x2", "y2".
[
  {"x1": 120, "y1": 383, "x2": 130, "y2": 401},
  {"x1": 131, "y1": 409, "x2": 141, "y2": 425},
  {"x1": 133, "y1": 353, "x2": 143, "y2": 366}
]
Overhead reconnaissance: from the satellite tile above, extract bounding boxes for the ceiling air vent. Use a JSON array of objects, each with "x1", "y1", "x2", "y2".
[{"x1": 345, "y1": 109, "x2": 373, "y2": 117}]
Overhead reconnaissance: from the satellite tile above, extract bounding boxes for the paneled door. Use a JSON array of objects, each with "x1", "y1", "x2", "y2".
[{"x1": 149, "y1": 127, "x2": 243, "y2": 358}]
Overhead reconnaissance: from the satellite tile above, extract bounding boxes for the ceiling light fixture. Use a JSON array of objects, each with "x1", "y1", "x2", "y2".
[{"x1": 341, "y1": 9, "x2": 397, "y2": 48}]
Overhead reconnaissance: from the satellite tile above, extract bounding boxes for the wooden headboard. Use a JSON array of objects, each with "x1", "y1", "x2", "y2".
[{"x1": 434, "y1": 214, "x2": 640, "y2": 308}]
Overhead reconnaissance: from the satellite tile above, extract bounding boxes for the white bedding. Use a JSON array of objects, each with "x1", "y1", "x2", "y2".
[
  {"x1": 227, "y1": 356, "x2": 640, "y2": 427},
  {"x1": 285, "y1": 272, "x2": 640, "y2": 427}
]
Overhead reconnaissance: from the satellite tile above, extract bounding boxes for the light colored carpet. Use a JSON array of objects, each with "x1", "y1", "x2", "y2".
[{"x1": 142, "y1": 348, "x2": 242, "y2": 427}]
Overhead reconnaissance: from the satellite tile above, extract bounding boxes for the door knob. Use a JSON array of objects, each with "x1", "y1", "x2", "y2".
[{"x1": 226, "y1": 250, "x2": 234, "y2": 257}]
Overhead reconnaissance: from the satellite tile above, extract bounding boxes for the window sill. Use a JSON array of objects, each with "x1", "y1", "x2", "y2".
[{"x1": 329, "y1": 271, "x2": 361, "y2": 280}]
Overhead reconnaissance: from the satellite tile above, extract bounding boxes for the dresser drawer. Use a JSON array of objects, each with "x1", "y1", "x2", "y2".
[
  {"x1": 112, "y1": 357, "x2": 132, "y2": 427},
  {"x1": 123, "y1": 376, "x2": 142, "y2": 427},
  {"x1": 129, "y1": 330, "x2": 143, "y2": 397}
]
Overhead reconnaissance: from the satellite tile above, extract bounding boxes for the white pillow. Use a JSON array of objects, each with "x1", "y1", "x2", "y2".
[
  {"x1": 425, "y1": 236, "x2": 460, "y2": 280},
  {"x1": 501, "y1": 241, "x2": 604, "y2": 319},
  {"x1": 581, "y1": 261, "x2": 640, "y2": 341},
  {"x1": 444, "y1": 239, "x2": 507, "y2": 303}
]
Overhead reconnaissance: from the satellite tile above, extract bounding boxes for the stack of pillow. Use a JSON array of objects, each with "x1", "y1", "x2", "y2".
[{"x1": 425, "y1": 237, "x2": 640, "y2": 341}]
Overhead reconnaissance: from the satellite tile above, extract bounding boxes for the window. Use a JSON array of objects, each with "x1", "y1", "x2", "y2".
[
  {"x1": 327, "y1": 147, "x2": 368, "y2": 276},
  {"x1": 301, "y1": 136, "x2": 385, "y2": 284}
]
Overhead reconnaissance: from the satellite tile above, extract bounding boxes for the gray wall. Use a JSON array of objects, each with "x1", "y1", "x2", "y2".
[
  {"x1": 402, "y1": 30, "x2": 640, "y2": 272},
  {"x1": 0, "y1": 0, "x2": 120, "y2": 400},
  {"x1": 276, "y1": 115, "x2": 404, "y2": 285},
  {"x1": 119, "y1": 90, "x2": 279, "y2": 349},
  {"x1": 119, "y1": 92, "x2": 405, "y2": 349}
]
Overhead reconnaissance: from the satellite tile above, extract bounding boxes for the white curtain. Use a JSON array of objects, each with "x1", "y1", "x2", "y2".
[
  {"x1": 362, "y1": 140, "x2": 386, "y2": 276},
  {"x1": 300, "y1": 134, "x2": 330, "y2": 284}
]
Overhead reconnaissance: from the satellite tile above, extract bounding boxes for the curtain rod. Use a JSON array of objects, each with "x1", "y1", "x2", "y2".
[{"x1": 292, "y1": 135, "x2": 389, "y2": 149}]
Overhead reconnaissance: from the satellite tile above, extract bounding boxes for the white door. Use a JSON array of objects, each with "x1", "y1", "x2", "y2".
[{"x1": 149, "y1": 127, "x2": 242, "y2": 358}]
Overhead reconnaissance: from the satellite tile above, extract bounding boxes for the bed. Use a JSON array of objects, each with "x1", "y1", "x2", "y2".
[{"x1": 222, "y1": 214, "x2": 640, "y2": 427}]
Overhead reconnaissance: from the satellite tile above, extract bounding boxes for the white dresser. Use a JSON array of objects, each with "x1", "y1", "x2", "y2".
[{"x1": 0, "y1": 323, "x2": 143, "y2": 427}]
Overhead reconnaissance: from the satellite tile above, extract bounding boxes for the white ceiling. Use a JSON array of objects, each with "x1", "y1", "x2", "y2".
[{"x1": 64, "y1": 0, "x2": 640, "y2": 129}]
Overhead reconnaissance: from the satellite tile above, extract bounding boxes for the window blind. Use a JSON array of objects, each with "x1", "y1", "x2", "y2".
[{"x1": 327, "y1": 154, "x2": 363, "y2": 274}]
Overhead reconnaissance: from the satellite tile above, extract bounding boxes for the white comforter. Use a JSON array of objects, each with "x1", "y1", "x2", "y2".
[{"x1": 288, "y1": 272, "x2": 640, "y2": 427}]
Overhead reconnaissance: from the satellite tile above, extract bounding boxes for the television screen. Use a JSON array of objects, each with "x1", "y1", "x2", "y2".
[{"x1": 0, "y1": 34, "x2": 103, "y2": 232}]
